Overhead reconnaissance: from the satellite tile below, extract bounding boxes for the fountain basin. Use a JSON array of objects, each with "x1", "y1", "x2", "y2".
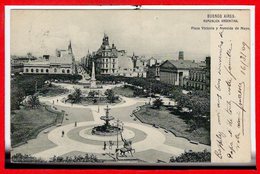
[
  {"x1": 100, "y1": 115, "x2": 115, "y2": 121},
  {"x1": 92, "y1": 125, "x2": 122, "y2": 136}
]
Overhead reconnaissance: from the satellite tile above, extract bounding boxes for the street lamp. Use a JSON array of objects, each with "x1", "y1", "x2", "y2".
[
  {"x1": 113, "y1": 119, "x2": 123, "y2": 149},
  {"x1": 149, "y1": 82, "x2": 152, "y2": 105}
]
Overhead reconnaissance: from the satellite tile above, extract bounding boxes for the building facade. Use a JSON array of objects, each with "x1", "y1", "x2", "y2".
[
  {"x1": 159, "y1": 58, "x2": 201, "y2": 86},
  {"x1": 186, "y1": 56, "x2": 210, "y2": 90},
  {"x1": 23, "y1": 41, "x2": 76, "y2": 75},
  {"x1": 93, "y1": 34, "x2": 121, "y2": 75},
  {"x1": 147, "y1": 63, "x2": 160, "y2": 80},
  {"x1": 11, "y1": 54, "x2": 37, "y2": 74},
  {"x1": 83, "y1": 34, "x2": 147, "y2": 77}
]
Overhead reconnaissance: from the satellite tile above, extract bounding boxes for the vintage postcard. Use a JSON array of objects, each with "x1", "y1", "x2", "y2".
[{"x1": 5, "y1": 6, "x2": 255, "y2": 168}]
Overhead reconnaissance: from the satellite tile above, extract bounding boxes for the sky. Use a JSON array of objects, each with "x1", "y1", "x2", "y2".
[{"x1": 11, "y1": 9, "x2": 211, "y2": 61}]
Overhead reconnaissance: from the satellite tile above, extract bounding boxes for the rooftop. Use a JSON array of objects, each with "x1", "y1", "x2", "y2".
[{"x1": 162, "y1": 60, "x2": 201, "y2": 69}]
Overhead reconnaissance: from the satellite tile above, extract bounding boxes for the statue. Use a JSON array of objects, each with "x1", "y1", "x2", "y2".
[{"x1": 119, "y1": 132, "x2": 135, "y2": 157}]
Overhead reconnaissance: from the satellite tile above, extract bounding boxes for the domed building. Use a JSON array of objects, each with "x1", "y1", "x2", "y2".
[
  {"x1": 82, "y1": 34, "x2": 147, "y2": 77},
  {"x1": 94, "y1": 34, "x2": 122, "y2": 75}
]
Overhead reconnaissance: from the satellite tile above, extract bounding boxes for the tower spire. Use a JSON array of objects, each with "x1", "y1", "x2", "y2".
[
  {"x1": 68, "y1": 40, "x2": 73, "y2": 54},
  {"x1": 102, "y1": 33, "x2": 109, "y2": 46}
]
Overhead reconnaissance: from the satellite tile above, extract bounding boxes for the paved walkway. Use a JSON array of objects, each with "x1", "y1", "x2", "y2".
[{"x1": 15, "y1": 82, "x2": 210, "y2": 162}]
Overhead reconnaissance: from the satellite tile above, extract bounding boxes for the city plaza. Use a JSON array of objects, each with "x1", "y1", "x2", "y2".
[{"x1": 12, "y1": 77, "x2": 210, "y2": 163}]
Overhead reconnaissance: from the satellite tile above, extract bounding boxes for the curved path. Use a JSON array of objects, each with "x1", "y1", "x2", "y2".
[{"x1": 30, "y1": 82, "x2": 209, "y2": 161}]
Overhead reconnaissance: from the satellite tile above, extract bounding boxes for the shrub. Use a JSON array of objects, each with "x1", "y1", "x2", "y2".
[
  {"x1": 11, "y1": 153, "x2": 103, "y2": 163},
  {"x1": 169, "y1": 150, "x2": 211, "y2": 163},
  {"x1": 11, "y1": 153, "x2": 45, "y2": 163},
  {"x1": 105, "y1": 89, "x2": 116, "y2": 103}
]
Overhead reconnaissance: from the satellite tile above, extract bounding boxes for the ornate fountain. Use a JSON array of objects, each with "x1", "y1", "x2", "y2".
[{"x1": 92, "y1": 105, "x2": 123, "y2": 136}]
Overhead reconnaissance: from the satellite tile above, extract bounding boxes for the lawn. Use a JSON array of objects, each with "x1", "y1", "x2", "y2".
[
  {"x1": 113, "y1": 86, "x2": 135, "y2": 97},
  {"x1": 39, "y1": 85, "x2": 69, "y2": 97},
  {"x1": 134, "y1": 106, "x2": 210, "y2": 145},
  {"x1": 11, "y1": 105, "x2": 63, "y2": 147}
]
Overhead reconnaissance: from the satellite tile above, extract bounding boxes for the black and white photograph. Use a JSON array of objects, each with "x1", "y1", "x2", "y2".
[{"x1": 6, "y1": 7, "x2": 254, "y2": 167}]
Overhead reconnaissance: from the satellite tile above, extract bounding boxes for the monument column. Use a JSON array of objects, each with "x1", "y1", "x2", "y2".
[{"x1": 90, "y1": 61, "x2": 97, "y2": 88}]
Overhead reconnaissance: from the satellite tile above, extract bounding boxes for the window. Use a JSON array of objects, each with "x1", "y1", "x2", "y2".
[
  {"x1": 46, "y1": 69, "x2": 49, "y2": 73},
  {"x1": 54, "y1": 68, "x2": 57, "y2": 73},
  {"x1": 67, "y1": 69, "x2": 70, "y2": 74},
  {"x1": 62, "y1": 69, "x2": 65, "y2": 73},
  {"x1": 31, "y1": 69, "x2": 34, "y2": 73},
  {"x1": 26, "y1": 69, "x2": 29, "y2": 72},
  {"x1": 36, "y1": 69, "x2": 39, "y2": 73},
  {"x1": 41, "y1": 69, "x2": 44, "y2": 73}
]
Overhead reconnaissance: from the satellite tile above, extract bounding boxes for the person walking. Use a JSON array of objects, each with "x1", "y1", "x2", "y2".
[
  {"x1": 103, "y1": 141, "x2": 107, "y2": 150},
  {"x1": 115, "y1": 148, "x2": 119, "y2": 160},
  {"x1": 109, "y1": 140, "x2": 113, "y2": 150},
  {"x1": 75, "y1": 121, "x2": 77, "y2": 127}
]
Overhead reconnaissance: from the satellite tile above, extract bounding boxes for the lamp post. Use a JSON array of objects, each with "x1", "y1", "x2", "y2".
[
  {"x1": 149, "y1": 82, "x2": 152, "y2": 105},
  {"x1": 98, "y1": 90, "x2": 100, "y2": 113},
  {"x1": 114, "y1": 119, "x2": 123, "y2": 149}
]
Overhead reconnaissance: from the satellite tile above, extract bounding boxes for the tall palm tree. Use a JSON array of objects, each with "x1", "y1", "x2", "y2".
[
  {"x1": 153, "y1": 98, "x2": 164, "y2": 109},
  {"x1": 27, "y1": 94, "x2": 40, "y2": 109}
]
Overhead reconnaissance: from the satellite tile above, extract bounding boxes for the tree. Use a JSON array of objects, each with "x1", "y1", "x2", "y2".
[
  {"x1": 133, "y1": 88, "x2": 146, "y2": 97},
  {"x1": 105, "y1": 89, "x2": 116, "y2": 103},
  {"x1": 190, "y1": 96, "x2": 210, "y2": 117},
  {"x1": 27, "y1": 94, "x2": 40, "y2": 109},
  {"x1": 71, "y1": 88, "x2": 82, "y2": 103},
  {"x1": 11, "y1": 85, "x2": 25, "y2": 110},
  {"x1": 169, "y1": 88, "x2": 182, "y2": 100},
  {"x1": 153, "y1": 98, "x2": 164, "y2": 109},
  {"x1": 11, "y1": 123, "x2": 15, "y2": 134},
  {"x1": 169, "y1": 150, "x2": 210, "y2": 162},
  {"x1": 192, "y1": 90, "x2": 210, "y2": 99},
  {"x1": 176, "y1": 94, "x2": 192, "y2": 111},
  {"x1": 88, "y1": 91, "x2": 98, "y2": 98},
  {"x1": 67, "y1": 94, "x2": 74, "y2": 101}
]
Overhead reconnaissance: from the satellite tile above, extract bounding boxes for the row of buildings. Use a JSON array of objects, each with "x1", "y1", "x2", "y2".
[
  {"x1": 80, "y1": 34, "x2": 210, "y2": 90},
  {"x1": 81, "y1": 34, "x2": 148, "y2": 78},
  {"x1": 11, "y1": 34, "x2": 210, "y2": 90},
  {"x1": 146, "y1": 51, "x2": 210, "y2": 90},
  {"x1": 11, "y1": 41, "x2": 77, "y2": 76}
]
